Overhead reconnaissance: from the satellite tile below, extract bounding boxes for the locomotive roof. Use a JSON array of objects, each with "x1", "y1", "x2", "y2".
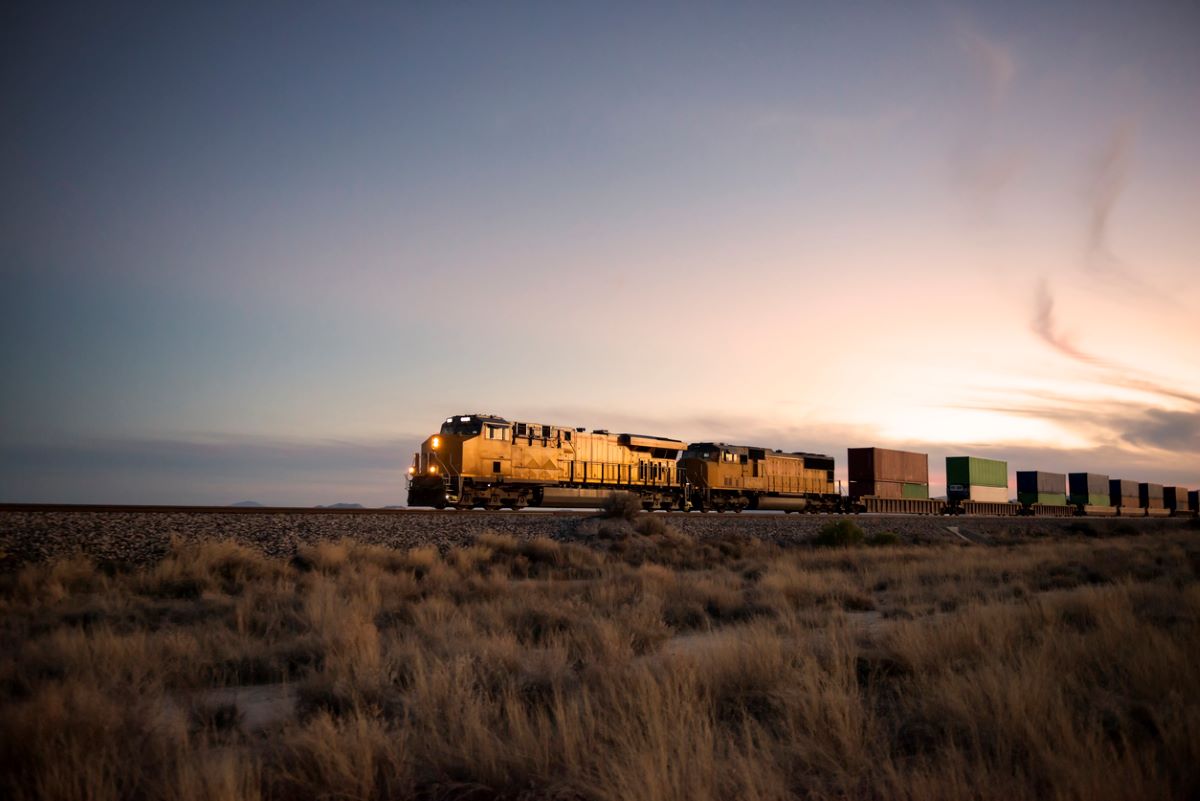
[
  {"x1": 445, "y1": 413, "x2": 510, "y2": 424},
  {"x1": 445, "y1": 415, "x2": 683, "y2": 448},
  {"x1": 688, "y1": 442, "x2": 834, "y2": 461}
]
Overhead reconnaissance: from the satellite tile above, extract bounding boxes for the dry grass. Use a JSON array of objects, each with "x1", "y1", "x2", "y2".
[{"x1": 2, "y1": 526, "x2": 1199, "y2": 800}]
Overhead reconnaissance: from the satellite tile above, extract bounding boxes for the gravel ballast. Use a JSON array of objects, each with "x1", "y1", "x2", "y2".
[{"x1": 0, "y1": 508, "x2": 1191, "y2": 569}]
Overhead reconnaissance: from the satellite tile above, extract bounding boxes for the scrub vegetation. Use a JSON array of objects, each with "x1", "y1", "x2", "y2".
[{"x1": 2, "y1": 523, "x2": 1199, "y2": 800}]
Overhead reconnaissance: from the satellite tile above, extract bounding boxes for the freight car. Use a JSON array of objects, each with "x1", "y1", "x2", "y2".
[
  {"x1": 1017, "y1": 471, "x2": 1073, "y2": 518},
  {"x1": 847, "y1": 447, "x2": 941, "y2": 514},
  {"x1": 1110, "y1": 479, "x2": 1140, "y2": 516}
]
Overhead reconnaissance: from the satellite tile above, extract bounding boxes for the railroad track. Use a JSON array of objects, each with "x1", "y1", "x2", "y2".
[
  {"x1": 0, "y1": 503, "x2": 596, "y2": 516},
  {"x1": 1, "y1": 503, "x2": 1187, "y2": 570},
  {"x1": 0, "y1": 503, "x2": 1083, "y2": 519}
]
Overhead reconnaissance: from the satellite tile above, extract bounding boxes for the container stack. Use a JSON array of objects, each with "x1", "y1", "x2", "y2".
[
  {"x1": 1190, "y1": 490, "x2": 1199, "y2": 514},
  {"x1": 1139, "y1": 482, "x2": 1164, "y2": 510},
  {"x1": 1016, "y1": 471, "x2": 1066, "y2": 506},
  {"x1": 1163, "y1": 486, "x2": 1189, "y2": 514},
  {"x1": 1109, "y1": 479, "x2": 1140, "y2": 513},
  {"x1": 847, "y1": 448, "x2": 929, "y2": 499},
  {"x1": 1068, "y1": 473, "x2": 1110, "y2": 507},
  {"x1": 946, "y1": 456, "x2": 1008, "y2": 502}
]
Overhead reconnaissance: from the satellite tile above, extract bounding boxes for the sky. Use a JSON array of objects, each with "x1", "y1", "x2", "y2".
[{"x1": 1, "y1": 0, "x2": 1197, "y2": 505}]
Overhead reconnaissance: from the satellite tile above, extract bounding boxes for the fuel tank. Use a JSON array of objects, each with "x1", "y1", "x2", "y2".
[{"x1": 752, "y1": 496, "x2": 809, "y2": 512}]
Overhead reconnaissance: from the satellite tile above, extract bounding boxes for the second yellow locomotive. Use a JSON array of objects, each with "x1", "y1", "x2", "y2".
[{"x1": 680, "y1": 443, "x2": 839, "y2": 512}]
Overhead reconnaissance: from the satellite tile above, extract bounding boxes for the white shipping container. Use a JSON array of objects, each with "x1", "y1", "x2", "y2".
[{"x1": 967, "y1": 485, "x2": 1009, "y2": 503}]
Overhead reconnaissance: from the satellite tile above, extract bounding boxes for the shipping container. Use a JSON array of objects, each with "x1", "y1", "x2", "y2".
[
  {"x1": 1190, "y1": 489, "x2": 1199, "y2": 513},
  {"x1": 950, "y1": 484, "x2": 1008, "y2": 503},
  {"x1": 946, "y1": 457, "x2": 1007, "y2": 491},
  {"x1": 1019, "y1": 491, "x2": 1067, "y2": 506},
  {"x1": 1017, "y1": 471, "x2": 1067, "y2": 494},
  {"x1": 1017, "y1": 471, "x2": 1066, "y2": 506},
  {"x1": 1109, "y1": 479, "x2": 1139, "y2": 508},
  {"x1": 848, "y1": 448, "x2": 928, "y2": 484},
  {"x1": 1139, "y1": 483, "x2": 1164, "y2": 509},
  {"x1": 848, "y1": 477, "x2": 930, "y2": 501},
  {"x1": 1068, "y1": 473, "x2": 1110, "y2": 507},
  {"x1": 848, "y1": 479, "x2": 904, "y2": 500},
  {"x1": 1164, "y1": 486, "x2": 1189, "y2": 513}
]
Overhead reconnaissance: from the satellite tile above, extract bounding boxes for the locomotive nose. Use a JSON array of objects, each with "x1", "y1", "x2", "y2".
[{"x1": 421, "y1": 438, "x2": 443, "y2": 473}]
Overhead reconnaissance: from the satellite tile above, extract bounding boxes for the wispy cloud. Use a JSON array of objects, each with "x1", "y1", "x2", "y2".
[
  {"x1": 948, "y1": 19, "x2": 1023, "y2": 209},
  {"x1": 1121, "y1": 409, "x2": 1200, "y2": 453},
  {"x1": 956, "y1": 24, "x2": 1016, "y2": 108},
  {"x1": 1030, "y1": 279, "x2": 1200, "y2": 406},
  {"x1": 1085, "y1": 121, "x2": 1136, "y2": 273},
  {"x1": 1031, "y1": 279, "x2": 1101, "y2": 364},
  {"x1": 948, "y1": 391, "x2": 1200, "y2": 456}
]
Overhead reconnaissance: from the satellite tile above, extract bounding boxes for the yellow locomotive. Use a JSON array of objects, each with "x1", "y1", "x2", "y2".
[
  {"x1": 407, "y1": 413, "x2": 686, "y2": 510},
  {"x1": 407, "y1": 413, "x2": 841, "y2": 512},
  {"x1": 680, "y1": 443, "x2": 839, "y2": 512}
]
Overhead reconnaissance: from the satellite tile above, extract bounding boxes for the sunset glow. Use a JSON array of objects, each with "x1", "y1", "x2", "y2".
[{"x1": 1, "y1": 1, "x2": 1196, "y2": 505}]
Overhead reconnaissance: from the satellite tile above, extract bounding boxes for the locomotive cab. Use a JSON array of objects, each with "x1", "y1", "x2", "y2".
[{"x1": 407, "y1": 413, "x2": 512, "y2": 507}]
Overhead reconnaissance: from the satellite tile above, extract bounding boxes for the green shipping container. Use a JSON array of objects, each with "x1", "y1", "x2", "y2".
[
  {"x1": 946, "y1": 456, "x2": 1008, "y2": 489},
  {"x1": 1069, "y1": 492, "x2": 1110, "y2": 507},
  {"x1": 1019, "y1": 492, "x2": 1067, "y2": 506},
  {"x1": 902, "y1": 483, "x2": 929, "y2": 499}
]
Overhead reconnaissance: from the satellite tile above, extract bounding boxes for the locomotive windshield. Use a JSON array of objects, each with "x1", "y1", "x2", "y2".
[{"x1": 440, "y1": 416, "x2": 483, "y2": 436}]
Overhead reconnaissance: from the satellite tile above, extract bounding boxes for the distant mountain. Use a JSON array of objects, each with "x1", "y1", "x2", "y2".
[
  {"x1": 319, "y1": 502, "x2": 365, "y2": 509},
  {"x1": 230, "y1": 500, "x2": 265, "y2": 507},
  {"x1": 383, "y1": 505, "x2": 406, "y2": 509}
]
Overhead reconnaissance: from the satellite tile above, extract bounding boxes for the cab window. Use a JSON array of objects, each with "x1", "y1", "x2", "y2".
[
  {"x1": 440, "y1": 417, "x2": 483, "y2": 436},
  {"x1": 485, "y1": 425, "x2": 509, "y2": 441}
]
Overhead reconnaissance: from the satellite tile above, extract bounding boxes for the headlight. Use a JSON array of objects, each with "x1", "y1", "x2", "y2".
[
  {"x1": 429, "y1": 465, "x2": 438, "y2": 475},
  {"x1": 407, "y1": 466, "x2": 415, "y2": 475},
  {"x1": 432, "y1": 436, "x2": 440, "y2": 449}
]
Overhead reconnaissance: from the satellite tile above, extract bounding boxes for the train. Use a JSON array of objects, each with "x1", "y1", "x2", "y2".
[{"x1": 406, "y1": 413, "x2": 1198, "y2": 518}]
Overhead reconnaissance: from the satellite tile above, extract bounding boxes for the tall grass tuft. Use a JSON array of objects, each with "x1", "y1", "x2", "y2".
[{"x1": 602, "y1": 491, "x2": 644, "y2": 521}]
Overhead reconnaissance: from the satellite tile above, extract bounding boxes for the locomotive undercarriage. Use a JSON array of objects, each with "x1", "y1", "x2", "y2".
[
  {"x1": 412, "y1": 475, "x2": 838, "y2": 513},
  {"x1": 419, "y1": 475, "x2": 687, "y2": 511},
  {"x1": 692, "y1": 490, "x2": 844, "y2": 513}
]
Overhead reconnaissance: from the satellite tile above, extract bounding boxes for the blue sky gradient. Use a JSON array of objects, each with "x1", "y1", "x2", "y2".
[{"x1": 3, "y1": 1, "x2": 1197, "y2": 504}]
